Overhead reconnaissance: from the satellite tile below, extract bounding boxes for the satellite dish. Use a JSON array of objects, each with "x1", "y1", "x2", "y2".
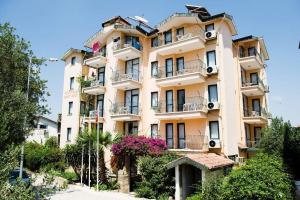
[{"x1": 134, "y1": 16, "x2": 148, "y2": 24}]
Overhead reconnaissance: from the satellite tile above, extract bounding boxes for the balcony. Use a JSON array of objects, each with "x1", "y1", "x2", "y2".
[
  {"x1": 155, "y1": 60, "x2": 207, "y2": 87},
  {"x1": 84, "y1": 52, "x2": 107, "y2": 68},
  {"x1": 82, "y1": 110, "x2": 104, "y2": 123},
  {"x1": 153, "y1": 31, "x2": 205, "y2": 56},
  {"x1": 246, "y1": 140, "x2": 260, "y2": 148},
  {"x1": 243, "y1": 107, "x2": 269, "y2": 124},
  {"x1": 154, "y1": 97, "x2": 207, "y2": 120},
  {"x1": 82, "y1": 80, "x2": 105, "y2": 95},
  {"x1": 167, "y1": 134, "x2": 209, "y2": 153},
  {"x1": 239, "y1": 49, "x2": 264, "y2": 70},
  {"x1": 113, "y1": 43, "x2": 142, "y2": 61},
  {"x1": 111, "y1": 70, "x2": 142, "y2": 90},
  {"x1": 110, "y1": 103, "x2": 141, "y2": 121},
  {"x1": 241, "y1": 79, "x2": 269, "y2": 97}
]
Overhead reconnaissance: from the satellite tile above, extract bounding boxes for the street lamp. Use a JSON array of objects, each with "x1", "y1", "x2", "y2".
[{"x1": 19, "y1": 57, "x2": 59, "y2": 178}]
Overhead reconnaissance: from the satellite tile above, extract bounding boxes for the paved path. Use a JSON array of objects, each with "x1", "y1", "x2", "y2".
[{"x1": 49, "y1": 184, "x2": 148, "y2": 200}]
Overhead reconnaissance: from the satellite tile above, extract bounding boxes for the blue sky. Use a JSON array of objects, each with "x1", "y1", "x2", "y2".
[{"x1": 1, "y1": 0, "x2": 300, "y2": 125}]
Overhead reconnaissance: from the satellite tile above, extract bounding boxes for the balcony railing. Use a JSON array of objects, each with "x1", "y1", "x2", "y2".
[
  {"x1": 243, "y1": 107, "x2": 268, "y2": 118},
  {"x1": 110, "y1": 103, "x2": 141, "y2": 116},
  {"x1": 113, "y1": 42, "x2": 142, "y2": 51},
  {"x1": 111, "y1": 69, "x2": 141, "y2": 83},
  {"x1": 240, "y1": 48, "x2": 263, "y2": 62},
  {"x1": 154, "y1": 59, "x2": 207, "y2": 79},
  {"x1": 246, "y1": 140, "x2": 260, "y2": 148},
  {"x1": 242, "y1": 78, "x2": 268, "y2": 92},
  {"x1": 89, "y1": 110, "x2": 103, "y2": 118},
  {"x1": 153, "y1": 96, "x2": 207, "y2": 114},
  {"x1": 82, "y1": 79, "x2": 104, "y2": 89},
  {"x1": 177, "y1": 134, "x2": 208, "y2": 150}
]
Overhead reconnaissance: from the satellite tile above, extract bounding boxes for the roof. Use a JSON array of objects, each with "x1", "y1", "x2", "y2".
[
  {"x1": 61, "y1": 48, "x2": 91, "y2": 61},
  {"x1": 166, "y1": 153, "x2": 234, "y2": 170},
  {"x1": 36, "y1": 116, "x2": 58, "y2": 125},
  {"x1": 102, "y1": 16, "x2": 131, "y2": 28}
]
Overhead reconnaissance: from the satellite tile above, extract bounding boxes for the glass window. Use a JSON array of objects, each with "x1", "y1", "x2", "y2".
[
  {"x1": 206, "y1": 50, "x2": 216, "y2": 67},
  {"x1": 208, "y1": 84, "x2": 218, "y2": 102},
  {"x1": 254, "y1": 127, "x2": 262, "y2": 143},
  {"x1": 151, "y1": 124, "x2": 158, "y2": 138},
  {"x1": 71, "y1": 56, "x2": 76, "y2": 65},
  {"x1": 250, "y1": 73, "x2": 258, "y2": 85},
  {"x1": 166, "y1": 90, "x2": 173, "y2": 112},
  {"x1": 126, "y1": 58, "x2": 139, "y2": 81},
  {"x1": 177, "y1": 90, "x2": 185, "y2": 112},
  {"x1": 176, "y1": 57, "x2": 184, "y2": 72},
  {"x1": 176, "y1": 27, "x2": 184, "y2": 37},
  {"x1": 166, "y1": 123, "x2": 173, "y2": 148},
  {"x1": 178, "y1": 123, "x2": 185, "y2": 149},
  {"x1": 68, "y1": 102, "x2": 73, "y2": 115},
  {"x1": 205, "y1": 23, "x2": 214, "y2": 31},
  {"x1": 151, "y1": 37, "x2": 158, "y2": 47},
  {"x1": 125, "y1": 89, "x2": 139, "y2": 115},
  {"x1": 252, "y1": 99, "x2": 261, "y2": 115},
  {"x1": 39, "y1": 124, "x2": 47, "y2": 129},
  {"x1": 125, "y1": 121, "x2": 138, "y2": 135},
  {"x1": 151, "y1": 61, "x2": 158, "y2": 77},
  {"x1": 164, "y1": 30, "x2": 172, "y2": 44},
  {"x1": 80, "y1": 101, "x2": 86, "y2": 115},
  {"x1": 98, "y1": 67, "x2": 105, "y2": 86},
  {"x1": 209, "y1": 121, "x2": 219, "y2": 139},
  {"x1": 69, "y1": 77, "x2": 74, "y2": 90},
  {"x1": 97, "y1": 94, "x2": 104, "y2": 117},
  {"x1": 151, "y1": 92, "x2": 158, "y2": 107},
  {"x1": 165, "y1": 58, "x2": 173, "y2": 77},
  {"x1": 248, "y1": 47, "x2": 256, "y2": 56},
  {"x1": 67, "y1": 128, "x2": 71, "y2": 141}
]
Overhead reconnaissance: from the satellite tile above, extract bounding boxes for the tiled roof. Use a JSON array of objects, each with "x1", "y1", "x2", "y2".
[{"x1": 166, "y1": 153, "x2": 234, "y2": 170}]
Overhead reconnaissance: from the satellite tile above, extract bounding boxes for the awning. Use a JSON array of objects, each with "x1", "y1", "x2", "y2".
[{"x1": 166, "y1": 153, "x2": 234, "y2": 170}]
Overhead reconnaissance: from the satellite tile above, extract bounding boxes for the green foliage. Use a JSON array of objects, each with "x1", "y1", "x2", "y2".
[
  {"x1": 24, "y1": 139, "x2": 64, "y2": 172},
  {"x1": 93, "y1": 180, "x2": 119, "y2": 191},
  {"x1": 222, "y1": 153, "x2": 293, "y2": 200},
  {"x1": 135, "y1": 154, "x2": 178, "y2": 199},
  {"x1": 0, "y1": 180, "x2": 35, "y2": 200},
  {"x1": 44, "y1": 136, "x2": 59, "y2": 148},
  {"x1": 48, "y1": 169, "x2": 78, "y2": 183},
  {"x1": 0, "y1": 23, "x2": 49, "y2": 151}
]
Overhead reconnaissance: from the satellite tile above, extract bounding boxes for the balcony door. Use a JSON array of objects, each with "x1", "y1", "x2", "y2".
[
  {"x1": 124, "y1": 121, "x2": 138, "y2": 135},
  {"x1": 254, "y1": 127, "x2": 262, "y2": 143},
  {"x1": 164, "y1": 30, "x2": 172, "y2": 44},
  {"x1": 176, "y1": 57, "x2": 184, "y2": 72},
  {"x1": 125, "y1": 36, "x2": 140, "y2": 50},
  {"x1": 252, "y1": 99, "x2": 261, "y2": 115},
  {"x1": 126, "y1": 58, "x2": 139, "y2": 81},
  {"x1": 248, "y1": 47, "x2": 255, "y2": 56},
  {"x1": 125, "y1": 89, "x2": 139, "y2": 115},
  {"x1": 208, "y1": 84, "x2": 218, "y2": 102},
  {"x1": 250, "y1": 72, "x2": 258, "y2": 85},
  {"x1": 166, "y1": 90, "x2": 173, "y2": 112},
  {"x1": 166, "y1": 123, "x2": 173, "y2": 148},
  {"x1": 98, "y1": 67, "x2": 105, "y2": 86},
  {"x1": 97, "y1": 94, "x2": 104, "y2": 117},
  {"x1": 177, "y1": 89, "x2": 185, "y2": 112},
  {"x1": 177, "y1": 123, "x2": 185, "y2": 149},
  {"x1": 165, "y1": 58, "x2": 173, "y2": 77}
]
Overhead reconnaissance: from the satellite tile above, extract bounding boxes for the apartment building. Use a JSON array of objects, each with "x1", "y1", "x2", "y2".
[{"x1": 61, "y1": 5, "x2": 269, "y2": 199}]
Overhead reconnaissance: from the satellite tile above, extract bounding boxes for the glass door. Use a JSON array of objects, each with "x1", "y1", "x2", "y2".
[
  {"x1": 176, "y1": 57, "x2": 184, "y2": 73},
  {"x1": 166, "y1": 90, "x2": 173, "y2": 112},
  {"x1": 250, "y1": 72, "x2": 258, "y2": 85},
  {"x1": 125, "y1": 89, "x2": 139, "y2": 115},
  {"x1": 177, "y1": 123, "x2": 185, "y2": 149},
  {"x1": 254, "y1": 127, "x2": 262, "y2": 144},
  {"x1": 165, "y1": 58, "x2": 173, "y2": 77},
  {"x1": 208, "y1": 84, "x2": 218, "y2": 102},
  {"x1": 126, "y1": 58, "x2": 139, "y2": 81},
  {"x1": 252, "y1": 99, "x2": 261, "y2": 115},
  {"x1": 177, "y1": 89, "x2": 185, "y2": 111},
  {"x1": 166, "y1": 123, "x2": 173, "y2": 148},
  {"x1": 98, "y1": 67, "x2": 105, "y2": 86},
  {"x1": 97, "y1": 94, "x2": 104, "y2": 117}
]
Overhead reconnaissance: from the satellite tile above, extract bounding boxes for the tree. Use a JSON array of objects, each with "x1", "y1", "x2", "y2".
[{"x1": 0, "y1": 23, "x2": 49, "y2": 151}]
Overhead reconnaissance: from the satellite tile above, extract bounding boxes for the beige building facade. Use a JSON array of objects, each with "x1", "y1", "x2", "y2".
[{"x1": 60, "y1": 6, "x2": 270, "y2": 196}]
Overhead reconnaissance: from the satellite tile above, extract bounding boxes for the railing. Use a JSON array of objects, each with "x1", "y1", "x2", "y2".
[
  {"x1": 154, "y1": 59, "x2": 207, "y2": 79},
  {"x1": 246, "y1": 140, "x2": 260, "y2": 148},
  {"x1": 82, "y1": 79, "x2": 104, "y2": 89},
  {"x1": 113, "y1": 42, "x2": 142, "y2": 51},
  {"x1": 154, "y1": 30, "x2": 205, "y2": 47},
  {"x1": 110, "y1": 103, "x2": 141, "y2": 116},
  {"x1": 179, "y1": 134, "x2": 208, "y2": 150},
  {"x1": 242, "y1": 78, "x2": 267, "y2": 92},
  {"x1": 153, "y1": 96, "x2": 207, "y2": 114},
  {"x1": 93, "y1": 49, "x2": 106, "y2": 57},
  {"x1": 239, "y1": 48, "x2": 263, "y2": 62},
  {"x1": 243, "y1": 107, "x2": 268, "y2": 119},
  {"x1": 111, "y1": 69, "x2": 141, "y2": 83},
  {"x1": 89, "y1": 110, "x2": 104, "y2": 118}
]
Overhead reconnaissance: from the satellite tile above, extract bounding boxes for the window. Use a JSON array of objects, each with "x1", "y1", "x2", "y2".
[
  {"x1": 125, "y1": 36, "x2": 141, "y2": 50},
  {"x1": 151, "y1": 124, "x2": 158, "y2": 138},
  {"x1": 39, "y1": 124, "x2": 47, "y2": 129},
  {"x1": 80, "y1": 101, "x2": 86, "y2": 115},
  {"x1": 98, "y1": 67, "x2": 105, "y2": 86},
  {"x1": 67, "y1": 128, "x2": 71, "y2": 141},
  {"x1": 97, "y1": 94, "x2": 104, "y2": 117},
  {"x1": 164, "y1": 30, "x2": 172, "y2": 44},
  {"x1": 166, "y1": 90, "x2": 173, "y2": 112},
  {"x1": 206, "y1": 50, "x2": 216, "y2": 67},
  {"x1": 176, "y1": 57, "x2": 184, "y2": 72},
  {"x1": 177, "y1": 89, "x2": 185, "y2": 111},
  {"x1": 209, "y1": 121, "x2": 219, "y2": 139},
  {"x1": 125, "y1": 89, "x2": 139, "y2": 115},
  {"x1": 71, "y1": 56, "x2": 76, "y2": 65},
  {"x1": 151, "y1": 92, "x2": 158, "y2": 108},
  {"x1": 126, "y1": 58, "x2": 139, "y2": 81},
  {"x1": 248, "y1": 47, "x2": 256, "y2": 56},
  {"x1": 250, "y1": 73, "x2": 258, "y2": 85},
  {"x1": 69, "y1": 77, "x2": 74, "y2": 90},
  {"x1": 252, "y1": 99, "x2": 261, "y2": 115},
  {"x1": 176, "y1": 27, "x2": 184, "y2": 38},
  {"x1": 166, "y1": 123, "x2": 173, "y2": 148},
  {"x1": 208, "y1": 84, "x2": 218, "y2": 102},
  {"x1": 124, "y1": 121, "x2": 138, "y2": 135},
  {"x1": 165, "y1": 58, "x2": 173, "y2": 77},
  {"x1": 68, "y1": 102, "x2": 73, "y2": 115},
  {"x1": 177, "y1": 123, "x2": 185, "y2": 149},
  {"x1": 205, "y1": 23, "x2": 214, "y2": 32},
  {"x1": 151, "y1": 37, "x2": 158, "y2": 47},
  {"x1": 151, "y1": 61, "x2": 158, "y2": 77}
]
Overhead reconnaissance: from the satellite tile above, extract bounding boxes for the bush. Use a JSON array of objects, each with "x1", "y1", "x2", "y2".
[
  {"x1": 135, "y1": 154, "x2": 178, "y2": 199},
  {"x1": 0, "y1": 180, "x2": 36, "y2": 200},
  {"x1": 187, "y1": 177, "x2": 223, "y2": 200},
  {"x1": 93, "y1": 180, "x2": 119, "y2": 191},
  {"x1": 222, "y1": 153, "x2": 294, "y2": 200}
]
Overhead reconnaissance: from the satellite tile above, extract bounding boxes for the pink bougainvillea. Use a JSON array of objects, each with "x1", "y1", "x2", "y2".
[{"x1": 111, "y1": 135, "x2": 167, "y2": 157}]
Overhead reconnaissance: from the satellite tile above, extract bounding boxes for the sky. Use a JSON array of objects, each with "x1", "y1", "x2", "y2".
[{"x1": 0, "y1": 0, "x2": 300, "y2": 125}]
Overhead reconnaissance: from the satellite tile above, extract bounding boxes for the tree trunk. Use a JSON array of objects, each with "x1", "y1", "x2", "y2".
[{"x1": 99, "y1": 150, "x2": 107, "y2": 184}]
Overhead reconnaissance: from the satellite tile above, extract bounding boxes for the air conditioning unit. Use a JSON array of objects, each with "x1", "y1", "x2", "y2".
[
  {"x1": 206, "y1": 65, "x2": 218, "y2": 75},
  {"x1": 205, "y1": 30, "x2": 217, "y2": 40},
  {"x1": 208, "y1": 139, "x2": 221, "y2": 148},
  {"x1": 207, "y1": 102, "x2": 220, "y2": 110}
]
